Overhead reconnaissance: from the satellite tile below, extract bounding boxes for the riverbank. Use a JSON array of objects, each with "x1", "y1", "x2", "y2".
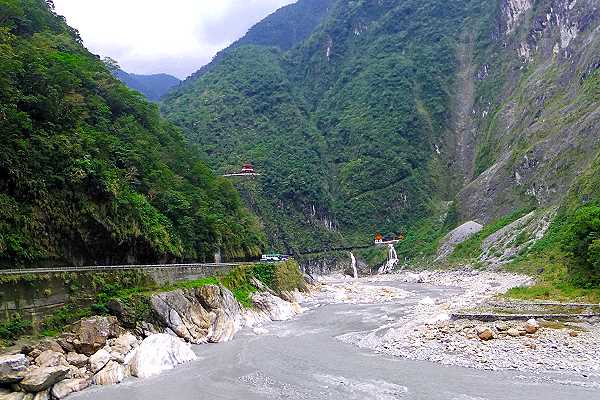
[
  {"x1": 326, "y1": 271, "x2": 600, "y2": 387},
  {"x1": 0, "y1": 262, "x2": 308, "y2": 399},
  {"x1": 71, "y1": 272, "x2": 600, "y2": 400}
]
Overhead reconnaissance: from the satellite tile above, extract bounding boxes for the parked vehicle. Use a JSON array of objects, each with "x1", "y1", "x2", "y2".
[{"x1": 260, "y1": 254, "x2": 290, "y2": 262}]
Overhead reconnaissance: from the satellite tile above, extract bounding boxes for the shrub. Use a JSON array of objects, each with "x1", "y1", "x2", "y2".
[{"x1": 0, "y1": 314, "x2": 32, "y2": 340}]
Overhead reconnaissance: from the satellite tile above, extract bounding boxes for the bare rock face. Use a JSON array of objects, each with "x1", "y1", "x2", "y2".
[
  {"x1": 72, "y1": 316, "x2": 121, "y2": 356},
  {"x1": 251, "y1": 292, "x2": 298, "y2": 321},
  {"x1": 19, "y1": 366, "x2": 69, "y2": 392},
  {"x1": 51, "y1": 378, "x2": 90, "y2": 399},
  {"x1": 436, "y1": 221, "x2": 483, "y2": 260},
  {"x1": 150, "y1": 286, "x2": 245, "y2": 344},
  {"x1": 88, "y1": 349, "x2": 111, "y2": 373},
  {"x1": 150, "y1": 289, "x2": 212, "y2": 344},
  {"x1": 129, "y1": 334, "x2": 197, "y2": 379},
  {"x1": 93, "y1": 361, "x2": 124, "y2": 385},
  {"x1": 0, "y1": 354, "x2": 29, "y2": 384},
  {"x1": 197, "y1": 285, "x2": 243, "y2": 343}
]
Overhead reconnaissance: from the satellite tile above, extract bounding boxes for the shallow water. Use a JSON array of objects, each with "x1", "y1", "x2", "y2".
[{"x1": 74, "y1": 281, "x2": 600, "y2": 400}]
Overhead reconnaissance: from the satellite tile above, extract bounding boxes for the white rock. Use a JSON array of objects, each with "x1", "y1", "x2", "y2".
[
  {"x1": 525, "y1": 319, "x2": 539, "y2": 334},
  {"x1": 0, "y1": 353, "x2": 29, "y2": 384},
  {"x1": 66, "y1": 353, "x2": 88, "y2": 368},
  {"x1": 94, "y1": 361, "x2": 125, "y2": 385},
  {"x1": 129, "y1": 334, "x2": 197, "y2": 379},
  {"x1": 251, "y1": 292, "x2": 298, "y2": 321},
  {"x1": 507, "y1": 328, "x2": 520, "y2": 337},
  {"x1": 35, "y1": 350, "x2": 67, "y2": 368},
  {"x1": 426, "y1": 313, "x2": 451, "y2": 325},
  {"x1": 51, "y1": 378, "x2": 90, "y2": 399},
  {"x1": 88, "y1": 349, "x2": 110, "y2": 373}
]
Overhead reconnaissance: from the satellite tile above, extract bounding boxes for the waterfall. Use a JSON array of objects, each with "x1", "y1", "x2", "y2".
[
  {"x1": 378, "y1": 244, "x2": 398, "y2": 274},
  {"x1": 350, "y1": 252, "x2": 358, "y2": 279}
]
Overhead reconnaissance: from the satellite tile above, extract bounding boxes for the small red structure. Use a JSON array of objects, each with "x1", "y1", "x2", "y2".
[
  {"x1": 240, "y1": 163, "x2": 256, "y2": 174},
  {"x1": 223, "y1": 163, "x2": 260, "y2": 177}
]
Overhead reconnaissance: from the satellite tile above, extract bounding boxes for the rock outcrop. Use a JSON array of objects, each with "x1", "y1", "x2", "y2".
[
  {"x1": 150, "y1": 285, "x2": 244, "y2": 344},
  {"x1": 129, "y1": 334, "x2": 197, "y2": 379},
  {"x1": 0, "y1": 282, "x2": 306, "y2": 399},
  {"x1": 436, "y1": 221, "x2": 484, "y2": 260},
  {"x1": 250, "y1": 292, "x2": 300, "y2": 321}
]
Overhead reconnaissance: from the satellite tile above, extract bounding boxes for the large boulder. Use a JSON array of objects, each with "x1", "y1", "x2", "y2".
[
  {"x1": 32, "y1": 390, "x2": 49, "y2": 400},
  {"x1": 197, "y1": 285, "x2": 243, "y2": 343},
  {"x1": 65, "y1": 353, "x2": 88, "y2": 368},
  {"x1": 150, "y1": 286, "x2": 244, "y2": 344},
  {"x1": 525, "y1": 318, "x2": 539, "y2": 334},
  {"x1": 150, "y1": 290, "x2": 212, "y2": 344},
  {"x1": 72, "y1": 316, "x2": 121, "y2": 355},
  {"x1": 2, "y1": 393, "x2": 27, "y2": 400},
  {"x1": 88, "y1": 349, "x2": 110, "y2": 373},
  {"x1": 476, "y1": 325, "x2": 494, "y2": 341},
  {"x1": 129, "y1": 334, "x2": 197, "y2": 379},
  {"x1": 34, "y1": 350, "x2": 67, "y2": 368},
  {"x1": 51, "y1": 378, "x2": 90, "y2": 399},
  {"x1": 19, "y1": 366, "x2": 69, "y2": 392},
  {"x1": 108, "y1": 333, "x2": 139, "y2": 356},
  {"x1": 250, "y1": 292, "x2": 298, "y2": 321},
  {"x1": 436, "y1": 221, "x2": 484, "y2": 260},
  {"x1": 0, "y1": 354, "x2": 29, "y2": 384},
  {"x1": 93, "y1": 361, "x2": 124, "y2": 385}
]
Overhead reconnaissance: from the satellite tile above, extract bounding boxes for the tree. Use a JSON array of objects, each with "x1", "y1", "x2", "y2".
[{"x1": 102, "y1": 56, "x2": 120, "y2": 72}]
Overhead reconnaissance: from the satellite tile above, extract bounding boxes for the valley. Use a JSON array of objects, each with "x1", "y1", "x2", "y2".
[{"x1": 1, "y1": 0, "x2": 600, "y2": 398}]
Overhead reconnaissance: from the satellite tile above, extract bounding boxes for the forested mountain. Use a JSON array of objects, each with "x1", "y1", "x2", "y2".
[
  {"x1": 0, "y1": 0, "x2": 265, "y2": 267},
  {"x1": 162, "y1": 0, "x2": 494, "y2": 251},
  {"x1": 162, "y1": 0, "x2": 600, "y2": 282},
  {"x1": 113, "y1": 69, "x2": 180, "y2": 102}
]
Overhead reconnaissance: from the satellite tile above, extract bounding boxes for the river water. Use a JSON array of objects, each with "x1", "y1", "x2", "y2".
[{"x1": 74, "y1": 280, "x2": 599, "y2": 400}]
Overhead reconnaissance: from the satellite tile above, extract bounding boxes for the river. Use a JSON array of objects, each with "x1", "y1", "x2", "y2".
[{"x1": 73, "y1": 279, "x2": 599, "y2": 399}]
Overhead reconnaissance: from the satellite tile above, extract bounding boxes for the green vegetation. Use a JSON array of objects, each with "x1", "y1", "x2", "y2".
[
  {"x1": 162, "y1": 0, "x2": 494, "y2": 253},
  {"x1": 450, "y1": 207, "x2": 534, "y2": 261},
  {"x1": 0, "y1": 0, "x2": 265, "y2": 267},
  {"x1": 503, "y1": 203, "x2": 600, "y2": 302},
  {"x1": 0, "y1": 314, "x2": 32, "y2": 342},
  {"x1": 0, "y1": 261, "x2": 306, "y2": 342}
]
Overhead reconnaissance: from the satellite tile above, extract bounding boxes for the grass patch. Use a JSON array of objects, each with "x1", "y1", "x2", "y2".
[{"x1": 504, "y1": 251, "x2": 600, "y2": 303}]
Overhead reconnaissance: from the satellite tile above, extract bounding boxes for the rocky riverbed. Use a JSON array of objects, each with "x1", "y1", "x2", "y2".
[
  {"x1": 332, "y1": 270, "x2": 600, "y2": 387},
  {"x1": 0, "y1": 285, "x2": 304, "y2": 399}
]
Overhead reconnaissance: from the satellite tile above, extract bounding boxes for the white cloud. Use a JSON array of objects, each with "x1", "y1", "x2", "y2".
[{"x1": 53, "y1": 0, "x2": 295, "y2": 79}]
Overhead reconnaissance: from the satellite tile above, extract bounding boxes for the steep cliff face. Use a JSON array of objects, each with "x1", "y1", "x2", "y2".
[{"x1": 459, "y1": 0, "x2": 600, "y2": 223}]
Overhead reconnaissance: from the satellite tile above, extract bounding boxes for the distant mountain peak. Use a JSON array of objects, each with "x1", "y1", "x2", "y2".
[{"x1": 114, "y1": 69, "x2": 181, "y2": 102}]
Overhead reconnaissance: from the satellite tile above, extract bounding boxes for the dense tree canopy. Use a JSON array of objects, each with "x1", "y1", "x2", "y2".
[{"x1": 0, "y1": 0, "x2": 265, "y2": 267}]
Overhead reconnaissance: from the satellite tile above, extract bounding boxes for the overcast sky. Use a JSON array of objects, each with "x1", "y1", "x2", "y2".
[{"x1": 53, "y1": 0, "x2": 296, "y2": 79}]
